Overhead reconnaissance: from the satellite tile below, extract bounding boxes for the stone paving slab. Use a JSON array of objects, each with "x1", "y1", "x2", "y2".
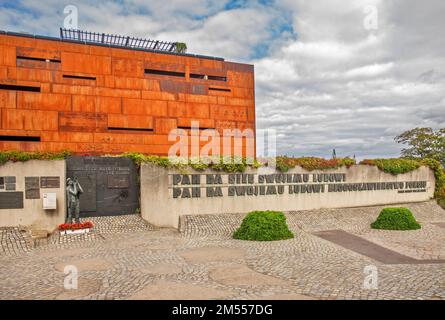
[
  {"x1": 127, "y1": 281, "x2": 237, "y2": 300},
  {"x1": 433, "y1": 222, "x2": 445, "y2": 228},
  {"x1": 0, "y1": 202, "x2": 444, "y2": 300},
  {"x1": 179, "y1": 246, "x2": 246, "y2": 263},
  {"x1": 209, "y1": 264, "x2": 290, "y2": 287},
  {"x1": 54, "y1": 258, "x2": 114, "y2": 272},
  {"x1": 314, "y1": 229, "x2": 445, "y2": 264}
]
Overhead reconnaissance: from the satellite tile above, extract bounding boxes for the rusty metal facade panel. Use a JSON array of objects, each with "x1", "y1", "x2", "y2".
[{"x1": 0, "y1": 33, "x2": 256, "y2": 156}]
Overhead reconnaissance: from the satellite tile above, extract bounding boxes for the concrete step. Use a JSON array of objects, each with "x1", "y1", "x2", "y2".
[{"x1": 29, "y1": 229, "x2": 49, "y2": 240}]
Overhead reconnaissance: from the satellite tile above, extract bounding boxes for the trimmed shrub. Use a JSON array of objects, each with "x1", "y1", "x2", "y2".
[
  {"x1": 371, "y1": 208, "x2": 421, "y2": 230},
  {"x1": 439, "y1": 199, "x2": 445, "y2": 210},
  {"x1": 233, "y1": 210, "x2": 294, "y2": 241}
]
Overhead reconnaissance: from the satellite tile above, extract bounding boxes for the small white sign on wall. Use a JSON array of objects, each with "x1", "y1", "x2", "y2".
[{"x1": 42, "y1": 193, "x2": 57, "y2": 210}]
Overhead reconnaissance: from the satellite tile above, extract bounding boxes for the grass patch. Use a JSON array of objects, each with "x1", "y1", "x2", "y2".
[
  {"x1": 371, "y1": 208, "x2": 421, "y2": 230},
  {"x1": 233, "y1": 210, "x2": 294, "y2": 241}
]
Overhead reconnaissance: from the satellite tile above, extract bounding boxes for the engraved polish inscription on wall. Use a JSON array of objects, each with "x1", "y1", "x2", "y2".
[
  {"x1": 3, "y1": 176, "x2": 16, "y2": 191},
  {"x1": 0, "y1": 192, "x2": 24, "y2": 209},
  {"x1": 40, "y1": 176, "x2": 61, "y2": 188},
  {"x1": 108, "y1": 175, "x2": 130, "y2": 189},
  {"x1": 25, "y1": 177, "x2": 40, "y2": 199},
  {"x1": 170, "y1": 173, "x2": 428, "y2": 199}
]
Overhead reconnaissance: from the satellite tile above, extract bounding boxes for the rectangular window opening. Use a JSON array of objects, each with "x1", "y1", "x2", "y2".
[
  {"x1": 63, "y1": 74, "x2": 96, "y2": 81},
  {"x1": 190, "y1": 73, "x2": 206, "y2": 79},
  {"x1": 145, "y1": 69, "x2": 185, "y2": 78},
  {"x1": 0, "y1": 136, "x2": 41, "y2": 142},
  {"x1": 209, "y1": 87, "x2": 231, "y2": 92},
  {"x1": 17, "y1": 56, "x2": 61, "y2": 63},
  {"x1": 177, "y1": 126, "x2": 215, "y2": 130},
  {"x1": 190, "y1": 73, "x2": 227, "y2": 82},
  {"x1": 0, "y1": 84, "x2": 41, "y2": 92},
  {"x1": 108, "y1": 127, "x2": 154, "y2": 132},
  {"x1": 208, "y1": 75, "x2": 227, "y2": 81}
]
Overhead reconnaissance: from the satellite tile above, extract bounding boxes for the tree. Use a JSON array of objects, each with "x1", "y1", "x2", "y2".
[{"x1": 395, "y1": 127, "x2": 445, "y2": 167}]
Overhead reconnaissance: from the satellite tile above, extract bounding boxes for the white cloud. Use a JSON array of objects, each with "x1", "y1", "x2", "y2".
[
  {"x1": 254, "y1": 0, "x2": 445, "y2": 158},
  {"x1": 0, "y1": 0, "x2": 444, "y2": 158}
]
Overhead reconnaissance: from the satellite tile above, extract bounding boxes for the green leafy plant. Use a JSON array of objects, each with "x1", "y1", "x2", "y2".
[
  {"x1": 233, "y1": 210, "x2": 294, "y2": 241},
  {"x1": 121, "y1": 153, "x2": 256, "y2": 173},
  {"x1": 360, "y1": 158, "x2": 445, "y2": 203},
  {"x1": 395, "y1": 127, "x2": 445, "y2": 167},
  {"x1": 371, "y1": 208, "x2": 421, "y2": 230},
  {"x1": 0, "y1": 150, "x2": 71, "y2": 165},
  {"x1": 175, "y1": 42, "x2": 187, "y2": 54},
  {"x1": 359, "y1": 158, "x2": 420, "y2": 175},
  {"x1": 420, "y1": 158, "x2": 445, "y2": 201},
  {"x1": 276, "y1": 156, "x2": 355, "y2": 172}
]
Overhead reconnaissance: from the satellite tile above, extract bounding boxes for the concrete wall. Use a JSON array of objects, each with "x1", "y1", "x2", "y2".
[
  {"x1": 140, "y1": 164, "x2": 436, "y2": 228},
  {"x1": 0, "y1": 160, "x2": 65, "y2": 232}
]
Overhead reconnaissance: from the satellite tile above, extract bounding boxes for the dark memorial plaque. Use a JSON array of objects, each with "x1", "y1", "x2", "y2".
[
  {"x1": 5, "y1": 183, "x2": 16, "y2": 191},
  {"x1": 4, "y1": 176, "x2": 16, "y2": 191},
  {"x1": 25, "y1": 177, "x2": 40, "y2": 199},
  {"x1": 4, "y1": 176, "x2": 16, "y2": 184},
  {"x1": 107, "y1": 175, "x2": 130, "y2": 189},
  {"x1": 0, "y1": 192, "x2": 24, "y2": 209},
  {"x1": 66, "y1": 156, "x2": 139, "y2": 217},
  {"x1": 40, "y1": 176, "x2": 61, "y2": 188}
]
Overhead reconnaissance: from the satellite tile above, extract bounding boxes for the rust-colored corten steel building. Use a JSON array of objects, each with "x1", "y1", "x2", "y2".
[{"x1": 0, "y1": 30, "x2": 255, "y2": 156}]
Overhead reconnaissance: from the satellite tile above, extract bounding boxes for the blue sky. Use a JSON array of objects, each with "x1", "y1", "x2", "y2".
[{"x1": 1, "y1": 0, "x2": 444, "y2": 159}]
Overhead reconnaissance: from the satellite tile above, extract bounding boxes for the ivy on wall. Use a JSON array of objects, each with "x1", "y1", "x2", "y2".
[
  {"x1": 1, "y1": 151, "x2": 443, "y2": 203},
  {"x1": 121, "y1": 152, "x2": 261, "y2": 173},
  {"x1": 360, "y1": 158, "x2": 445, "y2": 201},
  {"x1": 275, "y1": 156, "x2": 356, "y2": 172},
  {"x1": 0, "y1": 150, "x2": 71, "y2": 165}
]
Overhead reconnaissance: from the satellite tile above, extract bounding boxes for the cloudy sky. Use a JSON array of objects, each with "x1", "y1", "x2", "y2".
[{"x1": 1, "y1": 0, "x2": 444, "y2": 159}]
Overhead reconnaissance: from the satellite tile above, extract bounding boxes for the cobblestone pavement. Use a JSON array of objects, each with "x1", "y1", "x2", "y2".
[
  {"x1": 0, "y1": 201, "x2": 444, "y2": 300},
  {"x1": 0, "y1": 227, "x2": 32, "y2": 256}
]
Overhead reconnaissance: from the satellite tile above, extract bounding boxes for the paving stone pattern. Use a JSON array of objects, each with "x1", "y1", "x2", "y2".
[{"x1": 0, "y1": 201, "x2": 444, "y2": 300}]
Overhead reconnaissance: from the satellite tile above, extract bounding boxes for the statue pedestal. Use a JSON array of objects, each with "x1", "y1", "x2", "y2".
[{"x1": 60, "y1": 228, "x2": 91, "y2": 236}]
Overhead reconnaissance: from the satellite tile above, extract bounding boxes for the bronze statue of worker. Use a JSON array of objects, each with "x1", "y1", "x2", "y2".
[{"x1": 66, "y1": 177, "x2": 84, "y2": 224}]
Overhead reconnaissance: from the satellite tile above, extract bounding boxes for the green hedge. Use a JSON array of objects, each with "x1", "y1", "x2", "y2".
[
  {"x1": 371, "y1": 208, "x2": 421, "y2": 230},
  {"x1": 360, "y1": 158, "x2": 445, "y2": 202},
  {"x1": 275, "y1": 156, "x2": 355, "y2": 172},
  {"x1": 233, "y1": 210, "x2": 294, "y2": 241},
  {"x1": 0, "y1": 150, "x2": 71, "y2": 165},
  {"x1": 2, "y1": 151, "x2": 443, "y2": 205},
  {"x1": 359, "y1": 158, "x2": 420, "y2": 174},
  {"x1": 121, "y1": 152, "x2": 261, "y2": 172}
]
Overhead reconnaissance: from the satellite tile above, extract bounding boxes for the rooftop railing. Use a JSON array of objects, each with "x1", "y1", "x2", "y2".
[{"x1": 60, "y1": 28, "x2": 178, "y2": 52}]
